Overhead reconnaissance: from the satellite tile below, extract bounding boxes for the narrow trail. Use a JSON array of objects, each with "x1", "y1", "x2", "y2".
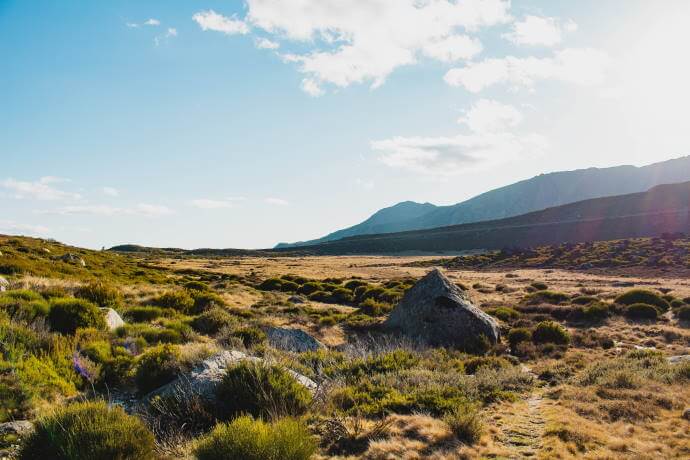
[{"x1": 490, "y1": 368, "x2": 547, "y2": 459}]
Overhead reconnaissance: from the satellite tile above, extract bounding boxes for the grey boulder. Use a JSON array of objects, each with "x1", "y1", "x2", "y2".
[
  {"x1": 267, "y1": 327, "x2": 325, "y2": 353},
  {"x1": 101, "y1": 308, "x2": 125, "y2": 331},
  {"x1": 385, "y1": 269, "x2": 500, "y2": 348}
]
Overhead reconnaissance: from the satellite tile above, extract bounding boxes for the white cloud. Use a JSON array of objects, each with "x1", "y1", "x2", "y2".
[
  {"x1": 422, "y1": 35, "x2": 483, "y2": 62},
  {"x1": 1, "y1": 177, "x2": 81, "y2": 201},
  {"x1": 373, "y1": 98, "x2": 546, "y2": 176},
  {"x1": 127, "y1": 18, "x2": 160, "y2": 28},
  {"x1": 0, "y1": 220, "x2": 50, "y2": 235},
  {"x1": 189, "y1": 199, "x2": 237, "y2": 209},
  {"x1": 444, "y1": 48, "x2": 609, "y2": 92},
  {"x1": 265, "y1": 197, "x2": 289, "y2": 206},
  {"x1": 255, "y1": 37, "x2": 279, "y2": 49},
  {"x1": 155, "y1": 28, "x2": 178, "y2": 46},
  {"x1": 459, "y1": 99, "x2": 523, "y2": 133},
  {"x1": 193, "y1": 10, "x2": 249, "y2": 35},
  {"x1": 102, "y1": 187, "x2": 120, "y2": 197},
  {"x1": 300, "y1": 78, "x2": 325, "y2": 97},
  {"x1": 503, "y1": 15, "x2": 576, "y2": 46},
  {"x1": 195, "y1": 0, "x2": 510, "y2": 94},
  {"x1": 39, "y1": 203, "x2": 173, "y2": 217}
]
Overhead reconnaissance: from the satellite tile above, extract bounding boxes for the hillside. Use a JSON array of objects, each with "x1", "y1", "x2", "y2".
[
  {"x1": 281, "y1": 181, "x2": 690, "y2": 255},
  {"x1": 279, "y1": 156, "x2": 690, "y2": 247}
]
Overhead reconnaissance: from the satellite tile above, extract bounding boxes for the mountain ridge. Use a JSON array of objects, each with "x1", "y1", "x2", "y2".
[{"x1": 277, "y1": 155, "x2": 690, "y2": 248}]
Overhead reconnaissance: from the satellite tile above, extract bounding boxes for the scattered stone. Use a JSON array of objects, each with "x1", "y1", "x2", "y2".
[
  {"x1": 0, "y1": 276, "x2": 8, "y2": 292},
  {"x1": 668, "y1": 355, "x2": 690, "y2": 364},
  {"x1": 101, "y1": 308, "x2": 125, "y2": 331},
  {"x1": 60, "y1": 253, "x2": 86, "y2": 267},
  {"x1": 385, "y1": 268, "x2": 500, "y2": 348},
  {"x1": 144, "y1": 350, "x2": 317, "y2": 404},
  {"x1": 42, "y1": 248, "x2": 51, "y2": 254},
  {"x1": 0, "y1": 421, "x2": 33, "y2": 438},
  {"x1": 288, "y1": 295, "x2": 305, "y2": 304},
  {"x1": 267, "y1": 327, "x2": 325, "y2": 353}
]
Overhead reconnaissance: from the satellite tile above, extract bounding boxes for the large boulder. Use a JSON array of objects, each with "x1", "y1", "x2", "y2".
[
  {"x1": 101, "y1": 308, "x2": 125, "y2": 331},
  {"x1": 267, "y1": 327, "x2": 325, "y2": 353},
  {"x1": 385, "y1": 269, "x2": 500, "y2": 349},
  {"x1": 144, "y1": 350, "x2": 317, "y2": 405}
]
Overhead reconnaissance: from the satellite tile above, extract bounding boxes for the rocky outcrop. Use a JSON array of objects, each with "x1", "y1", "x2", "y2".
[
  {"x1": 385, "y1": 269, "x2": 500, "y2": 349},
  {"x1": 101, "y1": 308, "x2": 125, "y2": 331},
  {"x1": 267, "y1": 327, "x2": 325, "y2": 353},
  {"x1": 144, "y1": 350, "x2": 316, "y2": 404},
  {"x1": 60, "y1": 253, "x2": 86, "y2": 267}
]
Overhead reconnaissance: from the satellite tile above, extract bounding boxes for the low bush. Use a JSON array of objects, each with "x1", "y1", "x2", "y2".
[
  {"x1": 443, "y1": 404, "x2": 483, "y2": 445},
  {"x1": 624, "y1": 303, "x2": 659, "y2": 320},
  {"x1": 191, "y1": 307, "x2": 236, "y2": 335},
  {"x1": 122, "y1": 306, "x2": 168, "y2": 322},
  {"x1": 615, "y1": 289, "x2": 670, "y2": 311},
  {"x1": 190, "y1": 292, "x2": 226, "y2": 315},
  {"x1": 527, "y1": 290, "x2": 570, "y2": 305},
  {"x1": 184, "y1": 280, "x2": 210, "y2": 291},
  {"x1": 48, "y1": 298, "x2": 105, "y2": 334},
  {"x1": 232, "y1": 326, "x2": 267, "y2": 348},
  {"x1": 571, "y1": 295, "x2": 598, "y2": 305},
  {"x1": 571, "y1": 301, "x2": 610, "y2": 322},
  {"x1": 0, "y1": 296, "x2": 49, "y2": 322},
  {"x1": 74, "y1": 282, "x2": 121, "y2": 308},
  {"x1": 463, "y1": 356, "x2": 510, "y2": 375},
  {"x1": 195, "y1": 416, "x2": 316, "y2": 460},
  {"x1": 258, "y1": 278, "x2": 284, "y2": 291},
  {"x1": 134, "y1": 344, "x2": 181, "y2": 394},
  {"x1": 19, "y1": 401, "x2": 155, "y2": 460},
  {"x1": 297, "y1": 282, "x2": 322, "y2": 296},
  {"x1": 216, "y1": 361, "x2": 312, "y2": 420},
  {"x1": 507, "y1": 328, "x2": 532, "y2": 349},
  {"x1": 487, "y1": 307, "x2": 520, "y2": 322},
  {"x1": 358, "y1": 298, "x2": 393, "y2": 316},
  {"x1": 530, "y1": 282, "x2": 549, "y2": 291},
  {"x1": 676, "y1": 305, "x2": 690, "y2": 321},
  {"x1": 532, "y1": 321, "x2": 570, "y2": 345},
  {"x1": 151, "y1": 290, "x2": 194, "y2": 312}
]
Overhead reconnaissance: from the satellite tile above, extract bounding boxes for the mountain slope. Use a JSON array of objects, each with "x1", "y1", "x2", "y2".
[
  {"x1": 279, "y1": 156, "x2": 690, "y2": 248},
  {"x1": 282, "y1": 181, "x2": 690, "y2": 255}
]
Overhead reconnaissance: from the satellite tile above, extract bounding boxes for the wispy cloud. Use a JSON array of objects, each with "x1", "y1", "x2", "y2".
[
  {"x1": 102, "y1": 187, "x2": 120, "y2": 197},
  {"x1": 264, "y1": 197, "x2": 289, "y2": 206},
  {"x1": 189, "y1": 198, "x2": 244, "y2": 209},
  {"x1": 0, "y1": 220, "x2": 50, "y2": 235},
  {"x1": 255, "y1": 37, "x2": 280, "y2": 50},
  {"x1": 193, "y1": 10, "x2": 249, "y2": 35},
  {"x1": 1, "y1": 177, "x2": 81, "y2": 201},
  {"x1": 38, "y1": 203, "x2": 174, "y2": 217},
  {"x1": 155, "y1": 28, "x2": 178, "y2": 46},
  {"x1": 126, "y1": 18, "x2": 161, "y2": 28}
]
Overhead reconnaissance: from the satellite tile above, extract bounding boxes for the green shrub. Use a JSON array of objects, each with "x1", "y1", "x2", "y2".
[
  {"x1": 670, "y1": 299, "x2": 685, "y2": 309},
  {"x1": 48, "y1": 298, "x2": 105, "y2": 334},
  {"x1": 615, "y1": 289, "x2": 670, "y2": 311},
  {"x1": 530, "y1": 282, "x2": 549, "y2": 291},
  {"x1": 216, "y1": 361, "x2": 312, "y2": 420},
  {"x1": 297, "y1": 282, "x2": 322, "y2": 296},
  {"x1": 184, "y1": 280, "x2": 210, "y2": 291},
  {"x1": 122, "y1": 306, "x2": 167, "y2": 322},
  {"x1": 532, "y1": 321, "x2": 570, "y2": 345},
  {"x1": 0, "y1": 296, "x2": 49, "y2": 322},
  {"x1": 463, "y1": 356, "x2": 510, "y2": 375},
  {"x1": 487, "y1": 307, "x2": 520, "y2": 322},
  {"x1": 443, "y1": 404, "x2": 483, "y2": 445},
  {"x1": 259, "y1": 278, "x2": 284, "y2": 291},
  {"x1": 358, "y1": 298, "x2": 393, "y2": 316},
  {"x1": 331, "y1": 288, "x2": 354, "y2": 303},
  {"x1": 624, "y1": 303, "x2": 659, "y2": 320},
  {"x1": 151, "y1": 290, "x2": 194, "y2": 312},
  {"x1": 3, "y1": 290, "x2": 43, "y2": 302},
  {"x1": 344, "y1": 279, "x2": 368, "y2": 290},
  {"x1": 74, "y1": 282, "x2": 121, "y2": 308},
  {"x1": 195, "y1": 416, "x2": 316, "y2": 460},
  {"x1": 191, "y1": 307, "x2": 236, "y2": 335},
  {"x1": 134, "y1": 344, "x2": 181, "y2": 394},
  {"x1": 232, "y1": 326, "x2": 267, "y2": 348},
  {"x1": 676, "y1": 305, "x2": 690, "y2": 321},
  {"x1": 190, "y1": 291, "x2": 226, "y2": 314},
  {"x1": 527, "y1": 290, "x2": 570, "y2": 305},
  {"x1": 19, "y1": 401, "x2": 155, "y2": 460},
  {"x1": 307, "y1": 291, "x2": 330, "y2": 302},
  {"x1": 571, "y1": 295, "x2": 598, "y2": 305},
  {"x1": 279, "y1": 281, "x2": 299, "y2": 293},
  {"x1": 508, "y1": 328, "x2": 532, "y2": 349}
]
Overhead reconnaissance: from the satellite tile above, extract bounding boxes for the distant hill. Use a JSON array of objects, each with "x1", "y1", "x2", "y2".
[
  {"x1": 278, "y1": 181, "x2": 690, "y2": 255},
  {"x1": 278, "y1": 156, "x2": 690, "y2": 248}
]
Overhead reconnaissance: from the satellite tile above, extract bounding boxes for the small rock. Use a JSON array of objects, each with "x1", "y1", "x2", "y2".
[
  {"x1": 42, "y1": 248, "x2": 51, "y2": 254},
  {"x1": 267, "y1": 327, "x2": 325, "y2": 353},
  {"x1": 0, "y1": 421, "x2": 33, "y2": 437},
  {"x1": 0, "y1": 276, "x2": 8, "y2": 292},
  {"x1": 668, "y1": 355, "x2": 690, "y2": 364},
  {"x1": 60, "y1": 253, "x2": 86, "y2": 267},
  {"x1": 101, "y1": 308, "x2": 125, "y2": 331}
]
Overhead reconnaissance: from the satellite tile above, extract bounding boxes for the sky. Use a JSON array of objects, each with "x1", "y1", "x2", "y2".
[{"x1": 2, "y1": 0, "x2": 690, "y2": 249}]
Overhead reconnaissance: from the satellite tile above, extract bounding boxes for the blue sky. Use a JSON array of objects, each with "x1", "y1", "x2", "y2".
[{"x1": 2, "y1": 1, "x2": 690, "y2": 249}]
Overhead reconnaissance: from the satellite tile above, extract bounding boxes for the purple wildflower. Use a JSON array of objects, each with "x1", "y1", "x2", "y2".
[{"x1": 73, "y1": 352, "x2": 92, "y2": 381}]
